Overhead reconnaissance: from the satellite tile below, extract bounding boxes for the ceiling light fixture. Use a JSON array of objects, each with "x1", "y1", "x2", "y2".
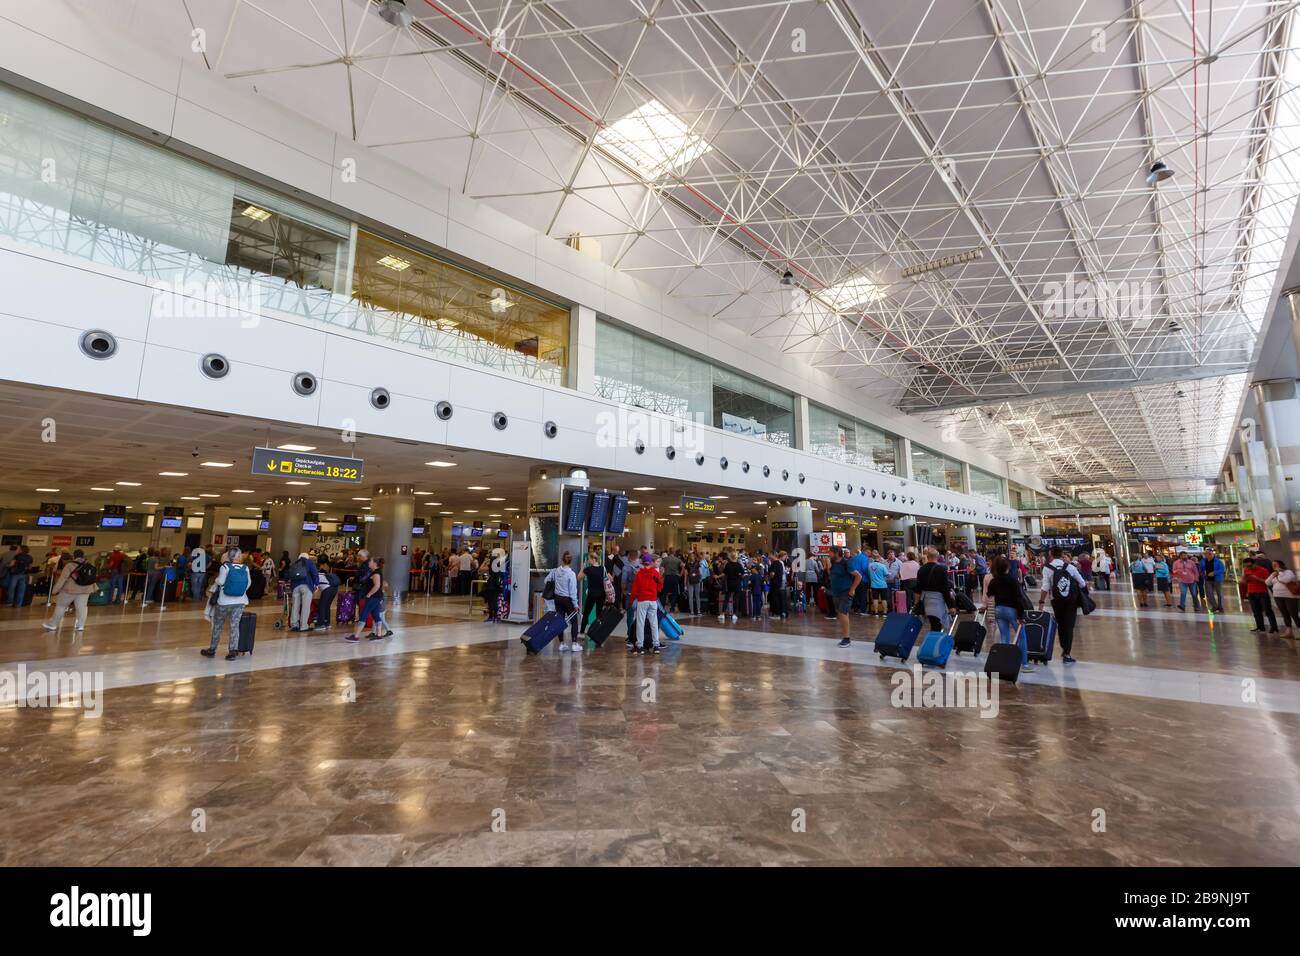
[
  {"x1": 426, "y1": 461, "x2": 457, "y2": 468},
  {"x1": 158, "y1": 471, "x2": 188, "y2": 477},
  {"x1": 900, "y1": 248, "x2": 983, "y2": 278},
  {"x1": 1146, "y1": 160, "x2": 1174, "y2": 186},
  {"x1": 200, "y1": 462, "x2": 233, "y2": 468},
  {"x1": 241, "y1": 204, "x2": 272, "y2": 222},
  {"x1": 377, "y1": 254, "x2": 411, "y2": 272},
  {"x1": 276, "y1": 443, "x2": 317, "y2": 452},
  {"x1": 115, "y1": 481, "x2": 141, "y2": 487}
]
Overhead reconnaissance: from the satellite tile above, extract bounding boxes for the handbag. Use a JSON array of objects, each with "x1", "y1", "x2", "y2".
[
  {"x1": 1079, "y1": 588, "x2": 1096, "y2": 615},
  {"x1": 542, "y1": 574, "x2": 556, "y2": 600}
]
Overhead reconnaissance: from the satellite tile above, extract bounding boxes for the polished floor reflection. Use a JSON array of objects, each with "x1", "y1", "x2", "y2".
[{"x1": 1, "y1": 583, "x2": 1298, "y2": 866}]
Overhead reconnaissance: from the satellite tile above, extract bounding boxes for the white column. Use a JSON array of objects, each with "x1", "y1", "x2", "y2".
[
  {"x1": 568, "y1": 303, "x2": 597, "y2": 393},
  {"x1": 200, "y1": 504, "x2": 232, "y2": 550},
  {"x1": 960, "y1": 462, "x2": 972, "y2": 495},
  {"x1": 793, "y1": 395, "x2": 811, "y2": 451},
  {"x1": 896, "y1": 437, "x2": 913, "y2": 479},
  {"x1": 267, "y1": 497, "x2": 306, "y2": 560},
  {"x1": 368, "y1": 484, "x2": 415, "y2": 603}
]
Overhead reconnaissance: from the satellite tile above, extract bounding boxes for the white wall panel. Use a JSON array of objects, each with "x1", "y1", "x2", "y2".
[
  {"x1": 0, "y1": 244, "x2": 154, "y2": 341},
  {"x1": 0, "y1": 312, "x2": 143, "y2": 398},
  {"x1": 321, "y1": 334, "x2": 451, "y2": 403},
  {"x1": 137, "y1": 342, "x2": 320, "y2": 426}
]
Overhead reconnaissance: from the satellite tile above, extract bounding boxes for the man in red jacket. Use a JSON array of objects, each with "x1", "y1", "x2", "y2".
[
  {"x1": 1245, "y1": 557, "x2": 1279, "y2": 634},
  {"x1": 629, "y1": 556, "x2": 664, "y2": 655}
]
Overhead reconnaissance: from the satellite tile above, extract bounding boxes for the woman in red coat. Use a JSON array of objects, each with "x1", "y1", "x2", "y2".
[{"x1": 1244, "y1": 558, "x2": 1279, "y2": 634}]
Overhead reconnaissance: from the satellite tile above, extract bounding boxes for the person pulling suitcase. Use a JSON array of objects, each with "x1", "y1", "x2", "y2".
[
  {"x1": 1038, "y1": 547, "x2": 1087, "y2": 664},
  {"x1": 201, "y1": 547, "x2": 251, "y2": 661}
]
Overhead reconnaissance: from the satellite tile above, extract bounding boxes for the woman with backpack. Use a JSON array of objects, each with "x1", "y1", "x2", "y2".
[
  {"x1": 42, "y1": 549, "x2": 98, "y2": 633},
  {"x1": 202, "y1": 547, "x2": 252, "y2": 660}
]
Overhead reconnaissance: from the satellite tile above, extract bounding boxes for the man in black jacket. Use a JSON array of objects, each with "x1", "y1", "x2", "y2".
[{"x1": 915, "y1": 547, "x2": 955, "y2": 632}]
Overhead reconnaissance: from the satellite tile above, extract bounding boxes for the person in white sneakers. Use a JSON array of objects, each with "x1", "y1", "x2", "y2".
[{"x1": 42, "y1": 549, "x2": 97, "y2": 633}]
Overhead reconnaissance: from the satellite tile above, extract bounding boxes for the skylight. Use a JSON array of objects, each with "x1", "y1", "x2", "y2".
[
  {"x1": 820, "y1": 276, "x2": 886, "y2": 312},
  {"x1": 595, "y1": 99, "x2": 712, "y2": 180}
]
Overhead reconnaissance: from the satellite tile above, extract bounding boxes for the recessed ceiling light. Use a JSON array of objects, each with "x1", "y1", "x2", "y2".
[
  {"x1": 712, "y1": 496, "x2": 728, "y2": 500},
  {"x1": 245, "y1": 507, "x2": 260, "y2": 511},
  {"x1": 352, "y1": 497, "x2": 371, "y2": 501},
  {"x1": 753, "y1": 501, "x2": 767, "y2": 505},
  {"x1": 115, "y1": 481, "x2": 141, "y2": 487},
  {"x1": 439, "y1": 511, "x2": 453, "y2": 515},
  {"x1": 231, "y1": 489, "x2": 255, "y2": 494},
  {"x1": 141, "y1": 501, "x2": 159, "y2": 505},
  {"x1": 276, "y1": 443, "x2": 316, "y2": 452},
  {"x1": 199, "y1": 493, "x2": 220, "y2": 498},
  {"x1": 313, "y1": 500, "x2": 332, "y2": 504},
  {"x1": 285, "y1": 481, "x2": 310, "y2": 486},
  {"x1": 633, "y1": 487, "x2": 656, "y2": 491},
  {"x1": 486, "y1": 497, "x2": 505, "y2": 502},
  {"x1": 627, "y1": 500, "x2": 639, "y2": 505},
  {"x1": 35, "y1": 487, "x2": 59, "y2": 492},
  {"x1": 669, "y1": 512, "x2": 684, "y2": 517},
  {"x1": 467, "y1": 486, "x2": 490, "y2": 491},
  {"x1": 464, "y1": 510, "x2": 478, "y2": 514},
  {"x1": 200, "y1": 462, "x2": 233, "y2": 468},
  {"x1": 181, "y1": 496, "x2": 200, "y2": 501},
  {"x1": 377, "y1": 253, "x2": 411, "y2": 272},
  {"x1": 241, "y1": 204, "x2": 272, "y2": 222},
  {"x1": 504, "y1": 507, "x2": 519, "y2": 511},
  {"x1": 90, "y1": 487, "x2": 114, "y2": 492},
  {"x1": 426, "y1": 461, "x2": 457, "y2": 468},
  {"x1": 489, "y1": 514, "x2": 502, "y2": 518},
  {"x1": 158, "y1": 471, "x2": 188, "y2": 477},
  {"x1": 362, "y1": 506, "x2": 371, "y2": 510},
  {"x1": 414, "y1": 491, "x2": 433, "y2": 496}
]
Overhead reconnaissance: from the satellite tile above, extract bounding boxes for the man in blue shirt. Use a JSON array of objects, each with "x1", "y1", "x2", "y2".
[
  {"x1": 829, "y1": 546, "x2": 862, "y2": 648},
  {"x1": 1200, "y1": 549, "x2": 1226, "y2": 613},
  {"x1": 867, "y1": 552, "x2": 890, "y2": 615},
  {"x1": 849, "y1": 546, "x2": 872, "y2": 615}
]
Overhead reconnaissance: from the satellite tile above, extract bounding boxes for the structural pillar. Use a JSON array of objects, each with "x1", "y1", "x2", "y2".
[
  {"x1": 624, "y1": 509, "x2": 655, "y2": 554},
  {"x1": 568, "y1": 304, "x2": 597, "y2": 393},
  {"x1": 793, "y1": 395, "x2": 811, "y2": 452},
  {"x1": 896, "y1": 437, "x2": 913, "y2": 479},
  {"x1": 368, "y1": 484, "x2": 415, "y2": 602},
  {"x1": 527, "y1": 466, "x2": 591, "y2": 570},
  {"x1": 1253, "y1": 380, "x2": 1300, "y2": 556},
  {"x1": 955, "y1": 523, "x2": 977, "y2": 552},
  {"x1": 765, "y1": 500, "x2": 813, "y2": 556},
  {"x1": 267, "y1": 497, "x2": 306, "y2": 561},
  {"x1": 886, "y1": 517, "x2": 915, "y2": 554},
  {"x1": 200, "y1": 504, "x2": 232, "y2": 550}
]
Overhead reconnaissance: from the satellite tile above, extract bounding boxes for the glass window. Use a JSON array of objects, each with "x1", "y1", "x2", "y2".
[
  {"x1": 912, "y1": 444, "x2": 963, "y2": 491},
  {"x1": 351, "y1": 231, "x2": 569, "y2": 383},
  {"x1": 807, "y1": 404, "x2": 896, "y2": 473},
  {"x1": 594, "y1": 321, "x2": 791, "y2": 445},
  {"x1": 969, "y1": 467, "x2": 1005, "y2": 503}
]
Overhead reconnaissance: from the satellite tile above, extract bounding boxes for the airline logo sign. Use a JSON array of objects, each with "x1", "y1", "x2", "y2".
[{"x1": 251, "y1": 447, "x2": 363, "y2": 484}]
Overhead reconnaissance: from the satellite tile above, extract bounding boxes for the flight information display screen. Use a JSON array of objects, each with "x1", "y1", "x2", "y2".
[
  {"x1": 608, "y1": 494, "x2": 630, "y2": 535},
  {"x1": 563, "y1": 489, "x2": 589, "y2": 534},
  {"x1": 586, "y1": 492, "x2": 611, "y2": 534}
]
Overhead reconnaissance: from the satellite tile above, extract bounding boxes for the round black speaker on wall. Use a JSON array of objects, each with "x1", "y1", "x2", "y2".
[
  {"x1": 720, "y1": 457, "x2": 728, "y2": 470},
  {"x1": 79, "y1": 329, "x2": 117, "y2": 360},
  {"x1": 666, "y1": 446, "x2": 676, "y2": 460},
  {"x1": 544, "y1": 421, "x2": 558, "y2": 438},
  {"x1": 200, "y1": 353, "x2": 229, "y2": 379},
  {"x1": 762, "y1": 465, "x2": 771, "y2": 478},
  {"x1": 436, "y1": 401, "x2": 453, "y2": 421},
  {"x1": 635, "y1": 440, "x2": 646, "y2": 455},
  {"x1": 798, "y1": 473, "x2": 805, "y2": 484},
  {"x1": 781, "y1": 469, "x2": 789, "y2": 481},
  {"x1": 741, "y1": 461, "x2": 750, "y2": 473},
  {"x1": 492, "y1": 411, "x2": 508, "y2": 430},
  {"x1": 695, "y1": 452, "x2": 705, "y2": 466},
  {"x1": 370, "y1": 387, "x2": 391, "y2": 410},
  {"x1": 292, "y1": 372, "x2": 317, "y2": 396},
  {"x1": 834, "y1": 481, "x2": 840, "y2": 491}
]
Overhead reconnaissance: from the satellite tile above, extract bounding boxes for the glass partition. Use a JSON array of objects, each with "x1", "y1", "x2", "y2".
[
  {"x1": 807, "y1": 403, "x2": 897, "y2": 474},
  {"x1": 594, "y1": 321, "x2": 792, "y2": 445},
  {"x1": 969, "y1": 466, "x2": 1005, "y2": 503},
  {"x1": 0, "y1": 83, "x2": 567, "y2": 382},
  {"x1": 912, "y1": 444, "x2": 963, "y2": 491}
]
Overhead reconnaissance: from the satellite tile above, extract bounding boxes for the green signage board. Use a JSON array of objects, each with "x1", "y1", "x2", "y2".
[
  {"x1": 1203, "y1": 519, "x2": 1254, "y2": 535},
  {"x1": 250, "y1": 447, "x2": 363, "y2": 484}
]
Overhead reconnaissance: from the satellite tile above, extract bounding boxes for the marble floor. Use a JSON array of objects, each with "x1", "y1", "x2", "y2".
[{"x1": 1, "y1": 582, "x2": 1299, "y2": 866}]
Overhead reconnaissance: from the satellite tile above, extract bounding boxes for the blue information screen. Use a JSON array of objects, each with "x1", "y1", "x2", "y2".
[
  {"x1": 160, "y1": 517, "x2": 183, "y2": 529},
  {"x1": 563, "y1": 489, "x2": 589, "y2": 534},
  {"x1": 37, "y1": 515, "x2": 63, "y2": 527},
  {"x1": 608, "y1": 495, "x2": 629, "y2": 535},
  {"x1": 100, "y1": 516, "x2": 125, "y2": 528},
  {"x1": 586, "y1": 492, "x2": 610, "y2": 533}
]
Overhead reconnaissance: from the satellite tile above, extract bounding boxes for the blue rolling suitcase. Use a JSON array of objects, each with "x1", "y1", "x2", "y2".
[
  {"x1": 521, "y1": 610, "x2": 571, "y2": 655},
  {"x1": 917, "y1": 617, "x2": 956, "y2": 668},
  {"x1": 658, "y1": 607, "x2": 684, "y2": 640},
  {"x1": 874, "y1": 612, "x2": 923, "y2": 662},
  {"x1": 1023, "y1": 609, "x2": 1057, "y2": 663}
]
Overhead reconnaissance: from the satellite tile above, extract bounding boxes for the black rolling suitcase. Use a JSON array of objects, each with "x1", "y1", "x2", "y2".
[
  {"x1": 954, "y1": 609, "x2": 988, "y2": 656},
  {"x1": 235, "y1": 612, "x2": 256, "y2": 655},
  {"x1": 985, "y1": 642, "x2": 1020, "y2": 682},
  {"x1": 587, "y1": 606, "x2": 622, "y2": 648},
  {"x1": 521, "y1": 610, "x2": 572, "y2": 655}
]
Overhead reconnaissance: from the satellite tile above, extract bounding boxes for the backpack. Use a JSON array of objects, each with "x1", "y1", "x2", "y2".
[
  {"x1": 222, "y1": 563, "x2": 249, "y2": 597},
  {"x1": 72, "y1": 561, "x2": 97, "y2": 587},
  {"x1": 287, "y1": 559, "x2": 310, "y2": 586},
  {"x1": 1051, "y1": 563, "x2": 1080, "y2": 605}
]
